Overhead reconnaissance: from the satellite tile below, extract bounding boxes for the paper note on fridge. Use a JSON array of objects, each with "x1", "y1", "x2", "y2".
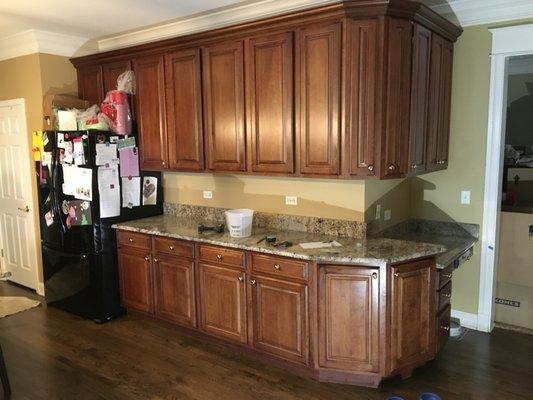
[
  {"x1": 142, "y1": 176, "x2": 157, "y2": 205},
  {"x1": 62, "y1": 165, "x2": 92, "y2": 200},
  {"x1": 98, "y1": 165, "x2": 120, "y2": 218},
  {"x1": 121, "y1": 177, "x2": 140, "y2": 208},
  {"x1": 95, "y1": 143, "x2": 119, "y2": 165},
  {"x1": 73, "y1": 137, "x2": 85, "y2": 165},
  {"x1": 117, "y1": 137, "x2": 136, "y2": 150},
  {"x1": 119, "y1": 147, "x2": 139, "y2": 177}
]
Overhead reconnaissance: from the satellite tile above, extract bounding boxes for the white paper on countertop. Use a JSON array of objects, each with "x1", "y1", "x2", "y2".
[
  {"x1": 98, "y1": 165, "x2": 120, "y2": 218},
  {"x1": 121, "y1": 177, "x2": 140, "y2": 208},
  {"x1": 299, "y1": 241, "x2": 342, "y2": 249}
]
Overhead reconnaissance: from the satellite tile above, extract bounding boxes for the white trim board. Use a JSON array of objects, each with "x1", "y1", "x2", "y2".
[{"x1": 451, "y1": 309, "x2": 479, "y2": 330}]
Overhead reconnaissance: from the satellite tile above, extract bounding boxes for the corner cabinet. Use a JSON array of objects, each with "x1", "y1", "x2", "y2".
[{"x1": 72, "y1": 1, "x2": 461, "y2": 179}]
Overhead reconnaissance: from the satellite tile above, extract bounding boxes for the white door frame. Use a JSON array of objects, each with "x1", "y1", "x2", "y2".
[{"x1": 479, "y1": 24, "x2": 533, "y2": 332}]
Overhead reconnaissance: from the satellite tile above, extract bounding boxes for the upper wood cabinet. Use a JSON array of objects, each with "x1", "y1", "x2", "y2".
[
  {"x1": 298, "y1": 22, "x2": 341, "y2": 176},
  {"x1": 247, "y1": 32, "x2": 295, "y2": 174},
  {"x1": 72, "y1": 1, "x2": 461, "y2": 178},
  {"x1": 202, "y1": 40, "x2": 246, "y2": 172},
  {"x1": 165, "y1": 48, "x2": 204, "y2": 171},
  {"x1": 427, "y1": 34, "x2": 453, "y2": 171},
  {"x1": 133, "y1": 54, "x2": 168, "y2": 170}
]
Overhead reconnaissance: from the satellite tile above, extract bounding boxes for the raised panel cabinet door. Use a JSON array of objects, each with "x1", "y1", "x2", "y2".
[
  {"x1": 427, "y1": 35, "x2": 453, "y2": 171},
  {"x1": 347, "y1": 19, "x2": 378, "y2": 177},
  {"x1": 408, "y1": 24, "x2": 431, "y2": 175},
  {"x1": 102, "y1": 60, "x2": 132, "y2": 94},
  {"x1": 382, "y1": 18, "x2": 412, "y2": 178},
  {"x1": 318, "y1": 266, "x2": 379, "y2": 372},
  {"x1": 251, "y1": 276, "x2": 308, "y2": 364},
  {"x1": 391, "y1": 259, "x2": 436, "y2": 372},
  {"x1": 202, "y1": 41, "x2": 246, "y2": 172},
  {"x1": 77, "y1": 65, "x2": 103, "y2": 105},
  {"x1": 165, "y1": 48, "x2": 204, "y2": 171},
  {"x1": 153, "y1": 255, "x2": 196, "y2": 327},
  {"x1": 117, "y1": 247, "x2": 153, "y2": 313},
  {"x1": 198, "y1": 263, "x2": 247, "y2": 343},
  {"x1": 297, "y1": 22, "x2": 341, "y2": 176},
  {"x1": 133, "y1": 54, "x2": 168, "y2": 170},
  {"x1": 247, "y1": 32, "x2": 294, "y2": 173}
]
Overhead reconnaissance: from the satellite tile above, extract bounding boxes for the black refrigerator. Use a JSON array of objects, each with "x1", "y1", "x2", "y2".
[{"x1": 35, "y1": 130, "x2": 163, "y2": 323}]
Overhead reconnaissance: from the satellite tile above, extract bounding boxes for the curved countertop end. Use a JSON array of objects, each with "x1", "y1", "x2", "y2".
[{"x1": 112, "y1": 214, "x2": 447, "y2": 266}]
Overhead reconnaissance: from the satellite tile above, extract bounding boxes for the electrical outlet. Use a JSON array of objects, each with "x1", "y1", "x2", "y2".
[
  {"x1": 285, "y1": 196, "x2": 298, "y2": 206},
  {"x1": 384, "y1": 209, "x2": 391, "y2": 221},
  {"x1": 461, "y1": 190, "x2": 471, "y2": 205},
  {"x1": 203, "y1": 190, "x2": 213, "y2": 199},
  {"x1": 375, "y1": 204, "x2": 381, "y2": 220}
]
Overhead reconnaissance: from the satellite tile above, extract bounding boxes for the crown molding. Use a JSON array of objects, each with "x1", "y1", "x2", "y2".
[
  {"x1": 0, "y1": 29, "x2": 97, "y2": 62},
  {"x1": 432, "y1": 0, "x2": 533, "y2": 28}
]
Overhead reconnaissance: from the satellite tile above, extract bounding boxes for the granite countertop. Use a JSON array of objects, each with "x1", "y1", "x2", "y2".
[{"x1": 113, "y1": 214, "x2": 447, "y2": 266}]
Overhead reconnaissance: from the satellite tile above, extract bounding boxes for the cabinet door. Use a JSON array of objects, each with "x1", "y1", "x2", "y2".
[
  {"x1": 391, "y1": 259, "x2": 436, "y2": 372},
  {"x1": 198, "y1": 263, "x2": 247, "y2": 343},
  {"x1": 117, "y1": 247, "x2": 153, "y2": 313},
  {"x1": 408, "y1": 24, "x2": 431, "y2": 175},
  {"x1": 102, "y1": 60, "x2": 132, "y2": 94},
  {"x1": 298, "y1": 22, "x2": 341, "y2": 176},
  {"x1": 427, "y1": 35, "x2": 453, "y2": 171},
  {"x1": 382, "y1": 18, "x2": 412, "y2": 178},
  {"x1": 318, "y1": 266, "x2": 379, "y2": 372},
  {"x1": 251, "y1": 276, "x2": 308, "y2": 364},
  {"x1": 202, "y1": 41, "x2": 246, "y2": 172},
  {"x1": 165, "y1": 48, "x2": 204, "y2": 171},
  {"x1": 347, "y1": 19, "x2": 378, "y2": 177},
  {"x1": 247, "y1": 32, "x2": 294, "y2": 174},
  {"x1": 133, "y1": 54, "x2": 168, "y2": 170},
  {"x1": 77, "y1": 65, "x2": 103, "y2": 105},
  {"x1": 154, "y1": 254, "x2": 196, "y2": 327}
]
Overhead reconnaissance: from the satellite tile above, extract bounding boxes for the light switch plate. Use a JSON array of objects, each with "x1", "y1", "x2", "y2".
[
  {"x1": 375, "y1": 204, "x2": 381, "y2": 220},
  {"x1": 203, "y1": 190, "x2": 213, "y2": 199},
  {"x1": 286, "y1": 196, "x2": 298, "y2": 205},
  {"x1": 384, "y1": 209, "x2": 391, "y2": 221},
  {"x1": 461, "y1": 190, "x2": 471, "y2": 205}
]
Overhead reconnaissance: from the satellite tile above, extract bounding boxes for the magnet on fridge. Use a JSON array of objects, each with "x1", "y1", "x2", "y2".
[
  {"x1": 105, "y1": 163, "x2": 109, "y2": 168},
  {"x1": 128, "y1": 176, "x2": 132, "y2": 180},
  {"x1": 110, "y1": 184, "x2": 115, "y2": 189}
]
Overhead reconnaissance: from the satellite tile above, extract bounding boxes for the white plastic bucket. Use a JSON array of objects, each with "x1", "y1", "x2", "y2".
[{"x1": 225, "y1": 209, "x2": 254, "y2": 238}]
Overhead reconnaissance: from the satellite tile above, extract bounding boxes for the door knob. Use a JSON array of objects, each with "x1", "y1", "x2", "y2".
[
  {"x1": 18, "y1": 205, "x2": 29, "y2": 212},
  {"x1": 367, "y1": 165, "x2": 374, "y2": 172},
  {"x1": 388, "y1": 164, "x2": 396, "y2": 171},
  {"x1": 372, "y1": 272, "x2": 378, "y2": 279}
]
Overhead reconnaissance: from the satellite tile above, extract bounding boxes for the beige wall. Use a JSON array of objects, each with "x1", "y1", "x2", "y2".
[{"x1": 0, "y1": 53, "x2": 77, "y2": 288}]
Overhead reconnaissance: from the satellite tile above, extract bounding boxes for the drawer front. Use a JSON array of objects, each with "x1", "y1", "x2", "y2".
[
  {"x1": 153, "y1": 236, "x2": 194, "y2": 258},
  {"x1": 199, "y1": 245, "x2": 245, "y2": 268},
  {"x1": 437, "y1": 263, "x2": 453, "y2": 289},
  {"x1": 117, "y1": 231, "x2": 151, "y2": 250},
  {"x1": 437, "y1": 281, "x2": 452, "y2": 312},
  {"x1": 436, "y1": 304, "x2": 451, "y2": 353},
  {"x1": 251, "y1": 253, "x2": 309, "y2": 282}
]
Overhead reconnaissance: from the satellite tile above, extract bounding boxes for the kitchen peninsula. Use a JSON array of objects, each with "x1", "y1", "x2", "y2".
[{"x1": 113, "y1": 209, "x2": 476, "y2": 387}]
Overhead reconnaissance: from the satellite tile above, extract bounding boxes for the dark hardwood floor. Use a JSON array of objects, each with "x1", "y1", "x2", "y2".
[{"x1": 0, "y1": 281, "x2": 532, "y2": 400}]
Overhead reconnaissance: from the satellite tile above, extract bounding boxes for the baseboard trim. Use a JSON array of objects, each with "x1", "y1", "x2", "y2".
[{"x1": 451, "y1": 309, "x2": 479, "y2": 331}]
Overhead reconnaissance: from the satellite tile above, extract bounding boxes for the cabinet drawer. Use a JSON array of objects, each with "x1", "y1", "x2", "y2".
[
  {"x1": 251, "y1": 253, "x2": 309, "y2": 282},
  {"x1": 437, "y1": 281, "x2": 452, "y2": 312},
  {"x1": 153, "y1": 236, "x2": 194, "y2": 258},
  {"x1": 436, "y1": 304, "x2": 451, "y2": 353},
  {"x1": 437, "y1": 263, "x2": 453, "y2": 289},
  {"x1": 199, "y1": 245, "x2": 245, "y2": 268},
  {"x1": 117, "y1": 231, "x2": 151, "y2": 251}
]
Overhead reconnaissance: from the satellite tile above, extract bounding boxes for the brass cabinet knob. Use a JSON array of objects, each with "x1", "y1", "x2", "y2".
[
  {"x1": 169, "y1": 245, "x2": 175, "y2": 250},
  {"x1": 162, "y1": 161, "x2": 166, "y2": 166},
  {"x1": 153, "y1": 258, "x2": 159, "y2": 263},
  {"x1": 251, "y1": 280, "x2": 256, "y2": 285},
  {"x1": 441, "y1": 325, "x2": 450, "y2": 332},
  {"x1": 411, "y1": 164, "x2": 417, "y2": 169},
  {"x1": 129, "y1": 238, "x2": 134, "y2": 243},
  {"x1": 394, "y1": 272, "x2": 399, "y2": 277},
  {"x1": 216, "y1": 254, "x2": 223, "y2": 260},
  {"x1": 274, "y1": 264, "x2": 281, "y2": 270},
  {"x1": 238, "y1": 276, "x2": 244, "y2": 282},
  {"x1": 443, "y1": 293, "x2": 451, "y2": 298},
  {"x1": 144, "y1": 255, "x2": 150, "y2": 261},
  {"x1": 372, "y1": 272, "x2": 378, "y2": 279},
  {"x1": 388, "y1": 164, "x2": 396, "y2": 171},
  {"x1": 367, "y1": 165, "x2": 374, "y2": 172}
]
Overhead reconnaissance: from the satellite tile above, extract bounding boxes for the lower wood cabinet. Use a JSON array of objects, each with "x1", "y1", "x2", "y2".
[
  {"x1": 154, "y1": 254, "x2": 196, "y2": 327},
  {"x1": 250, "y1": 275, "x2": 308, "y2": 364},
  {"x1": 390, "y1": 259, "x2": 436, "y2": 372},
  {"x1": 198, "y1": 263, "x2": 247, "y2": 344},
  {"x1": 117, "y1": 246, "x2": 154, "y2": 314},
  {"x1": 318, "y1": 266, "x2": 379, "y2": 372}
]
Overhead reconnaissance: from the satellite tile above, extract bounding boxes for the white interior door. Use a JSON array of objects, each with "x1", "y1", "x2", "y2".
[{"x1": 0, "y1": 99, "x2": 39, "y2": 290}]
